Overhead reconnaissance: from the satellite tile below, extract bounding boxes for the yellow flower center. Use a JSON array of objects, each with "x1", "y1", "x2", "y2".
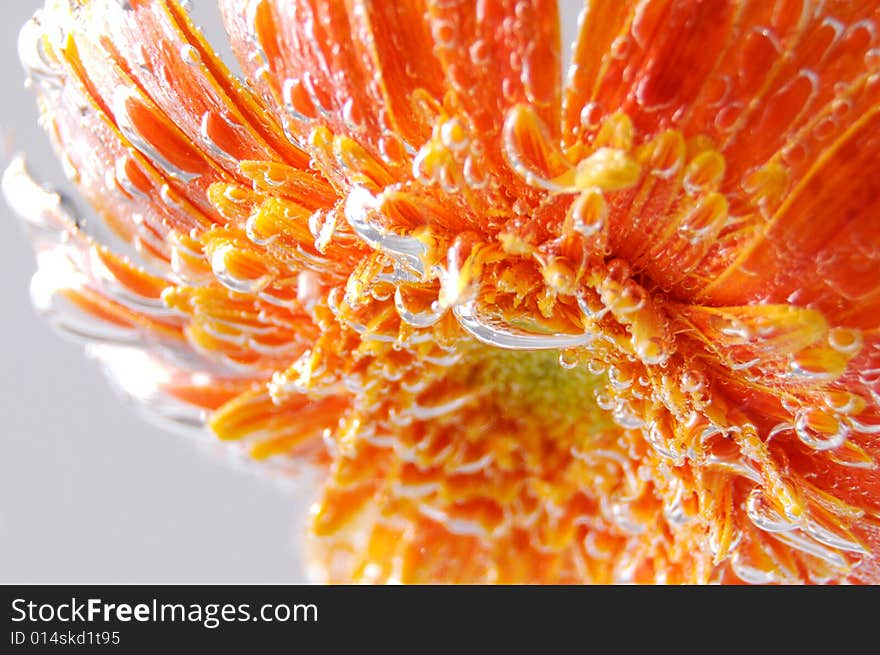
[{"x1": 449, "y1": 345, "x2": 612, "y2": 446}]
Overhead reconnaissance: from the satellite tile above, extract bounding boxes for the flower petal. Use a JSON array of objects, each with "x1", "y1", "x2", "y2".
[
  {"x1": 698, "y1": 107, "x2": 880, "y2": 316},
  {"x1": 220, "y1": 0, "x2": 445, "y2": 167},
  {"x1": 564, "y1": 1, "x2": 880, "y2": 312},
  {"x1": 427, "y1": 0, "x2": 561, "y2": 181}
]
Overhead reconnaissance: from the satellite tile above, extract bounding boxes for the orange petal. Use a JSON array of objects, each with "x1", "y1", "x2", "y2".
[
  {"x1": 221, "y1": 0, "x2": 443, "y2": 169},
  {"x1": 427, "y1": 0, "x2": 561, "y2": 182},
  {"x1": 698, "y1": 105, "x2": 880, "y2": 321}
]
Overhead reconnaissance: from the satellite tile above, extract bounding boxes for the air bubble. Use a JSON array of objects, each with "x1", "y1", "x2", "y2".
[
  {"x1": 180, "y1": 44, "x2": 200, "y2": 65},
  {"x1": 613, "y1": 284, "x2": 646, "y2": 315},
  {"x1": 344, "y1": 187, "x2": 427, "y2": 279},
  {"x1": 678, "y1": 193, "x2": 728, "y2": 243},
  {"x1": 607, "y1": 365, "x2": 633, "y2": 390},
  {"x1": 579, "y1": 102, "x2": 603, "y2": 130},
  {"x1": 680, "y1": 368, "x2": 706, "y2": 393},
  {"x1": 558, "y1": 348, "x2": 580, "y2": 370},
  {"x1": 683, "y1": 150, "x2": 725, "y2": 194},
  {"x1": 440, "y1": 117, "x2": 469, "y2": 151},
  {"x1": 827, "y1": 327, "x2": 863, "y2": 355},
  {"x1": 794, "y1": 407, "x2": 849, "y2": 451},
  {"x1": 454, "y1": 300, "x2": 595, "y2": 350},
  {"x1": 746, "y1": 488, "x2": 796, "y2": 533},
  {"x1": 569, "y1": 189, "x2": 607, "y2": 237}
]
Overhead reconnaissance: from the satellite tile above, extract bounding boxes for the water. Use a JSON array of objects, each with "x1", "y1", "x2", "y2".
[
  {"x1": 343, "y1": 186, "x2": 427, "y2": 280},
  {"x1": 454, "y1": 300, "x2": 595, "y2": 350}
]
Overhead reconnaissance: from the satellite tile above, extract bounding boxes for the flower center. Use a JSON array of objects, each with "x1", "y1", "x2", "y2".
[{"x1": 449, "y1": 345, "x2": 613, "y2": 446}]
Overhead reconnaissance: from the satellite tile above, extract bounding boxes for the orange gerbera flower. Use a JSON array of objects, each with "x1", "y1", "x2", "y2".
[{"x1": 6, "y1": 0, "x2": 880, "y2": 584}]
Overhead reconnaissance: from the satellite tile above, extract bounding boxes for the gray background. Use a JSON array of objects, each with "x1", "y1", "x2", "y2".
[
  {"x1": 0, "y1": 0, "x2": 580, "y2": 582},
  {"x1": 0, "y1": 0, "x2": 309, "y2": 583}
]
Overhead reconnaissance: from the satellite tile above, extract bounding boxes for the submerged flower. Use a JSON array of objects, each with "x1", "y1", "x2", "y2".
[{"x1": 5, "y1": 0, "x2": 880, "y2": 584}]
